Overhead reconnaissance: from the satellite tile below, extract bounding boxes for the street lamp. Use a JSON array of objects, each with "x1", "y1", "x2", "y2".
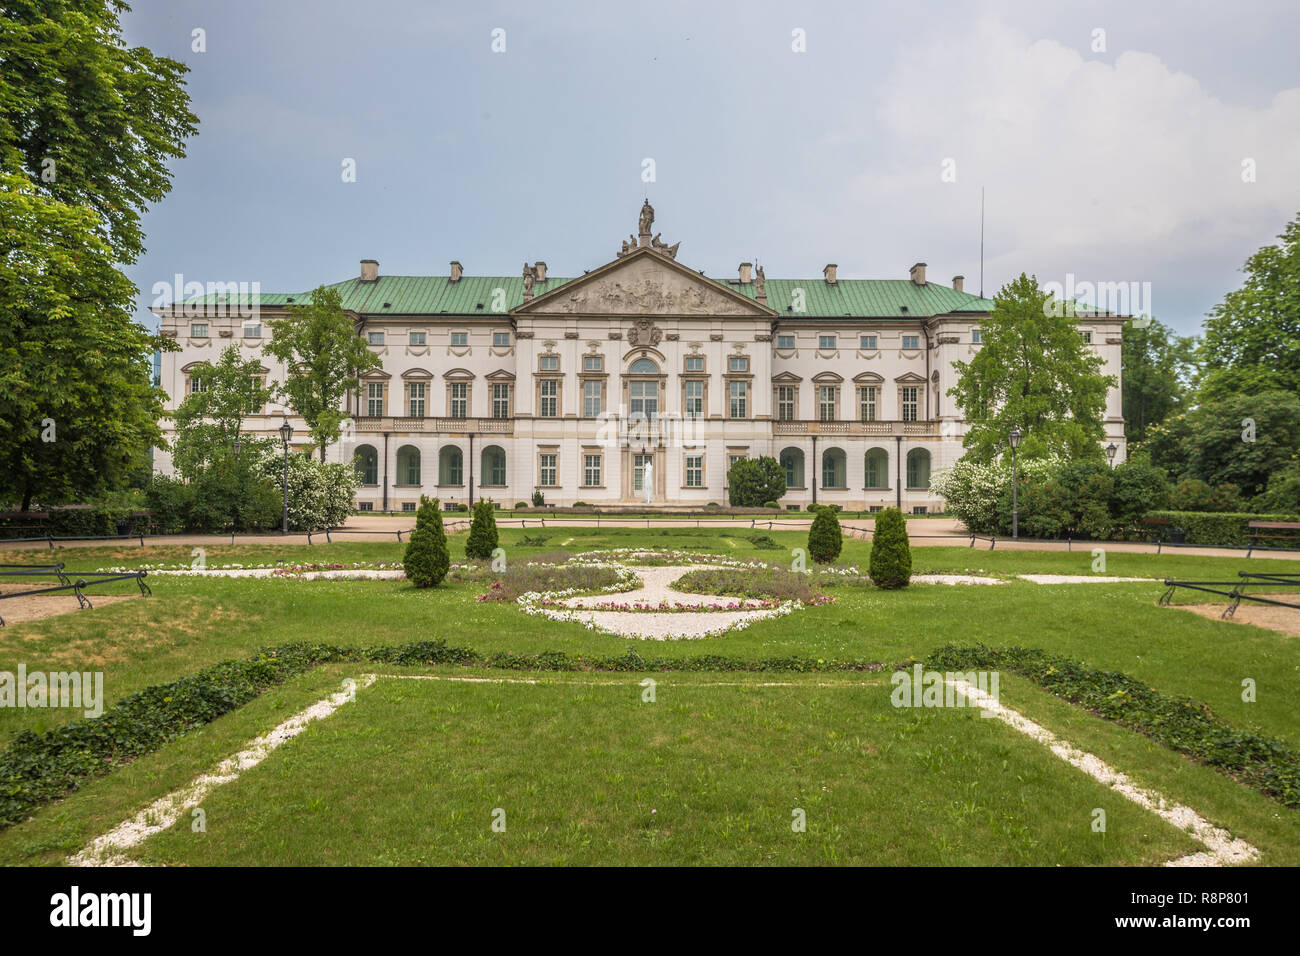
[
  {"x1": 1009, "y1": 427, "x2": 1023, "y2": 540},
  {"x1": 278, "y1": 419, "x2": 294, "y2": 534},
  {"x1": 1106, "y1": 442, "x2": 1118, "y2": 466}
]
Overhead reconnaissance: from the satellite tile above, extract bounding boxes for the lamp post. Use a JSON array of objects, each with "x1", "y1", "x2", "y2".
[
  {"x1": 1009, "y1": 427, "x2": 1022, "y2": 539},
  {"x1": 1106, "y1": 442, "x2": 1118, "y2": 467},
  {"x1": 278, "y1": 419, "x2": 294, "y2": 534}
]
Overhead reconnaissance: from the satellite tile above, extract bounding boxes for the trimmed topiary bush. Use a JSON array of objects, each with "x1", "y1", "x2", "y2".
[
  {"x1": 404, "y1": 495, "x2": 450, "y2": 587},
  {"x1": 868, "y1": 507, "x2": 911, "y2": 588},
  {"x1": 807, "y1": 504, "x2": 842, "y2": 564},
  {"x1": 465, "y1": 498, "x2": 499, "y2": 560}
]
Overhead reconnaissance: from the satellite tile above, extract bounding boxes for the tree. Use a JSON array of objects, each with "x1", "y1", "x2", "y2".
[
  {"x1": 807, "y1": 505, "x2": 842, "y2": 564},
  {"x1": 867, "y1": 507, "x2": 912, "y2": 588},
  {"x1": 1122, "y1": 318, "x2": 1198, "y2": 447},
  {"x1": 404, "y1": 496, "x2": 450, "y2": 588},
  {"x1": 1182, "y1": 391, "x2": 1300, "y2": 497},
  {"x1": 949, "y1": 273, "x2": 1116, "y2": 462},
  {"x1": 465, "y1": 499, "x2": 499, "y2": 560},
  {"x1": 171, "y1": 346, "x2": 274, "y2": 480},
  {"x1": 265, "y1": 286, "x2": 381, "y2": 461},
  {"x1": 0, "y1": 3, "x2": 196, "y2": 509},
  {"x1": 0, "y1": 172, "x2": 171, "y2": 509},
  {"x1": 727, "y1": 456, "x2": 787, "y2": 507},
  {"x1": 1199, "y1": 213, "x2": 1300, "y2": 401}
]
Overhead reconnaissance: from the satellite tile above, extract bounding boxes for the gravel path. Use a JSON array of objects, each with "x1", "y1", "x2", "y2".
[{"x1": 1018, "y1": 574, "x2": 1156, "y2": 584}]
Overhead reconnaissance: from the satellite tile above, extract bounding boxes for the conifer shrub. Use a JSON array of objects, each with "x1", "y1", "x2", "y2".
[
  {"x1": 465, "y1": 498, "x2": 499, "y2": 560},
  {"x1": 404, "y1": 495, "x2": 450, "y2": 587},
  {"x1": 868, "y1": 507, "x2": 912, "y2": 588},
  {"x1": 807, "y1": 504, "x2": 843, "y2": 564}
]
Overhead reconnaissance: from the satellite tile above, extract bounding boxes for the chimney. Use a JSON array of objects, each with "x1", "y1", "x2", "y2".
[
  {"x1": 449, "y1": 261, "x2": 463, "y2": 282},
  {"x1": 535, "y1": 261, "x2": 547, "y2": 282},
  {"x1": 952, "y1": 274, "x2": 964, "y2": 293},
  {"x1": 909, "y1": 262, "x2": 927, "y2": 285},
  {"x1": 823, "y1": 263, "x2": 837, "y2": 284},
  {"x1": 360, "y1": 259, "x2": 378, "y2": 282},
  {"x1": 738, "y1": 262, "x2": 752, "y2": 284}
]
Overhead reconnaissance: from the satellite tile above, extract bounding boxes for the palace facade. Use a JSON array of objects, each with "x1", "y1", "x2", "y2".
[{"x1": 153, "y1": 204, "x2": 1127, "y2": 512}]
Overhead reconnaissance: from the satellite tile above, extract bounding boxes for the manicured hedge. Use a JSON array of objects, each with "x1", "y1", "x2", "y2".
[
  {"x1": 1145, "y1": 510, "x2": 1300, "y2": 548},
  {"x1": 926, "y1": 644, "x2": 1300, "y2": 808},
  {"x1": 0, "y1": 640, "x2": 886, "y2": 830},
  {"x1": 0, "y1": 507, "x2": 152, "y2": 540}
]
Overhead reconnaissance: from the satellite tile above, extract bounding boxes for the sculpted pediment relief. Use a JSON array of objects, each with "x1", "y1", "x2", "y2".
[{"x1": 516, "y1": 252, "x2": 771, "y2": 317}]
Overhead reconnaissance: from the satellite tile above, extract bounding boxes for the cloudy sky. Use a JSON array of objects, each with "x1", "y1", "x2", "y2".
[{"x1": 124, "y1": 0, "x2": 1300, "y2": 336}]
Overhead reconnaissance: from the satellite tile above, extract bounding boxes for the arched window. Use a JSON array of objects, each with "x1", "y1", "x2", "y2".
[
  {"x1": 864, "y1": 447, "x2": 889, "y2": 489},
  {"x1": 628, "y1": 357, "x2": 659, "y2": 374},
  {"x1": 396, "y1": 445, "x2": 421, "y2": 486},
  {"x1": 821, "y1": 448, "x2": 846, "y2": 489},
  {"x1": 439, "y1": 446, "x2": 463, "y2": 486},
  {"x1": 482, "y1": 445, "x2": 507, "y2": 486},
  {"x1": 779, "y1": 447, "x2": 805, "y2": 489},
  {"x1": 906, "y1": 448, "x2": 931, "y2": 490},
  {"x1": 354, "y1": 444, "x2": 379, "y2": 485}
]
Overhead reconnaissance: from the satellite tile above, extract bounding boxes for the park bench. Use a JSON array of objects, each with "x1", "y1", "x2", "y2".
[
  {"x1": 1247, "y1": 521, "x2": 1300, "y2": 558},
  {"x1": 1142, "y1": 516, "x2": 1183, "y2": 552}
]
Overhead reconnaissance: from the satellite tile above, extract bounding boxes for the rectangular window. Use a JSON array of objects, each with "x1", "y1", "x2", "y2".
[
  {"x1": 684, "y1": 355, "x2": 704, "y2": 372},
  {"x1": 408, "y1": 382, "x2": 426, "y2": 418},
  {"x1": 860, "y1": 334, "x2": 877, "y2": 350},
  {"x1": 190, "y1": 322, "x2": 208, "y2": 338},
  {"x1": 540, "y1": 354, "x2": 559, "y2": 371},
  {"x1": 583, "y1": 380, "x2": 603, "y2": 418},
  {"x1": 777, "y1": 386, "x2": 795, "y2": 421},
  {"x1": 728, "y1": 380, "x2": 748, "y2": 419},
  {"x1": 451, "y1": 331, "x2": 468, "y2": 347},
  {"x1": 728, "y1": 356, "x2": 749, "y2": 373},
  {"x1": 629, "y1": 380, "x2": 657, "y2": 419},
  {"x1": 858, "y1": 386, "x2": 877, "y2": 422},
  {"x1": 685, "y1": 455, "x2": 703, "y2": 488},
  {"x1": 684, "y1": 380, "x2": 703, "y2": 419},
  {"x1": 368, "y1": 331, "x2": 385, "y2": 345},
  {"x1": 243, "y1": 321, "x2": 261, "y2": 338},
  {"x1": 818, "y1": 386, "x2": 837, "y2": 421},
  {"x1": 971, "y1": 329, "x2": 982, "y2": 344},
  {"x1": 366, "y1": 382, "x2": 384, "y2": 417},
  {"x1": 358, "y1": 501, "x2": 374, "y2": 512},
  {"x1": 400, "y1": 501, "x2": 415, "y2": 513},
  {"x1": 582, "y1": 355, "x2": 603, "y2": 372},
  {"x1": 777, "y1": 334, "x2": 795, "y2": 350},
  {"x1": 188, "y1": 375, "x2": 207, "y2": 395},
  {"x1": 409, "y1": 331, "x2": 426, "y2": 346},
  {"x1": 902, "y1": 335, "x2": 919, "y2": 350},
  {"x1": 583, "y1": 453, "x2": 601, "y2": 487},
  {"x1": 449, "y1": 382, "x2": 467, "y2": 418},
  {"x1": 539, "y1": 453, "x2": 557, "y2": 487},
  {"x1": 539, "y1": 379, "x2": 558, "y2": 418},
  {"x1": 1080, "y1": 330, "x2": 1093, "y2": 343},
  {"x1": 901, "y1": 386, "x2": 919, "y2": 422},
  {"x1": 493, "y1": 331, "x2": 511, "y2": 347},
  {"x1": 491, "y1": 383, "x2": 510, "y2": 419},
  {"x1": 819, "y1": 334, "x2": 836, "y2": 351}
]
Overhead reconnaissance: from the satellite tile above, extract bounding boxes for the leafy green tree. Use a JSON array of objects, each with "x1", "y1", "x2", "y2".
[
  {"x1": 265, "y1": 286, "x2": 381, "y2": 461},
  {"x1": 807, "y1": 505, "x2": 842, "y2": 564},
  {"x1": 1122, "y1": 318, "x2": 1198, "y2": 446},
  {"x1": 867, "y1": 507, "x2": 911, "y2": 588},
  {"x1": 1200, "y1": 213, "x2": 1300, "y2": 401},
  {"x1": 404, "y1": 496, "x2": 450, "y2": 588},
  {"x1": 465, "y1": 499, "x2": 499, "y2": 560},
  {"x1": 1254, "y1": 466, "x2": 1300, "y2": 514},
  {"x1": 0, "y1": 3, "x2": 196, "y2": 509},
  {"x1": 171, "y1": 345, "x2": 274, "y2": 480},
  {"x1": 727, "y1": 456, "x2": 786, "y2": 507},
  {"x1": 1108, "y1": 457, "x2": 1170, "y2": 531},
  {"x1": 949, "y1": 273, "x2": 1115, "y2": 462},
  {"x1": 1181, "y1": 391, "x2": 1300, "y2": 497}
]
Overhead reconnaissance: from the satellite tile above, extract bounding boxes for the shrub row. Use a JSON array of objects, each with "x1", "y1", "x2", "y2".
[
  {"x1": 925, "y1": 644, "x2": 1300, "y2": 808},
  {"x1": 0, "y1": 639, "x2": 885, "y2": 831},
  {"x1": 0, "y1": 507, "x2": 152, "y2": 540},
  {"x1": 1144, "y1": 510, "x2": 1300, "y2": 548}
]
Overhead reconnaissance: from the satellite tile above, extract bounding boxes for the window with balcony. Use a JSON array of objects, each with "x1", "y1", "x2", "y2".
[
  {"x1": 366, "y1": 382, "x2": 384, "y2": 417},
  {"x1": 858, "y1": 386, "x2": 877, "y2": 422},
  {"x1": 776, "y1": 386, "x2": 796, "y2": 421},
  {"x1": 448, "y1": 382, "x2": 467, "y2": 418},
  {"x1": 407, "y1": 382, "x2": 426, "y2": 418},
  {"x1": 629, "y1": 380, "x2": 657, "y2": 419},
  {"x1": 901, "y1": 385, "x2": 919, "y2": 422},
  {"x1": 818, "y1": 385, "x2": 837, "y2": 422},
  {"x1": 491, "y1": 383, "x2": 510, "y2": 419}
]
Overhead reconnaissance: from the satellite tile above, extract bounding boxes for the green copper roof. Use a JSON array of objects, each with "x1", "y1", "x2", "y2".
[{"x1": 180, "y1": 273, "x2": 996, "y2": 319}]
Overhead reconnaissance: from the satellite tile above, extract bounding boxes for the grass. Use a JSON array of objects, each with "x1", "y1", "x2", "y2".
[{"x1": 0, "y1": 527, "x2": 1296, "y2": 865}]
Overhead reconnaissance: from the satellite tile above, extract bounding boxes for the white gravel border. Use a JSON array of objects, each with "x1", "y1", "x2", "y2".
[
  {"x1": 1018, "y1": 574, "x2": 1157, "y2": 584},
  {"x1": 69, "y1": 675, "x2": 375, "y2": 867},
  {"x1": 947, "y1": 678, "x2": 1258, "y2": 867}
]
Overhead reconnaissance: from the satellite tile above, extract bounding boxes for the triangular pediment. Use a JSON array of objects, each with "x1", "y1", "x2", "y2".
[{"x1": 514, "y1": 248, "x2": 775, "y2": 317}]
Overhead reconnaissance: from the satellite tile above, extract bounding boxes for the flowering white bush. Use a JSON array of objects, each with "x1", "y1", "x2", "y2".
[
  {"x1": 931, "y1": 455, "x2": 1060, "y2": 534},
  {"x1": 253, "y1": 452, "x2": 358, "y2": 532}
]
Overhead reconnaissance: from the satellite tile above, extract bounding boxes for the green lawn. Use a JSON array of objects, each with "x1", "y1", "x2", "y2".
[{"x1": 0, "y1": 528, "x2": 1296, "y2": 865}]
